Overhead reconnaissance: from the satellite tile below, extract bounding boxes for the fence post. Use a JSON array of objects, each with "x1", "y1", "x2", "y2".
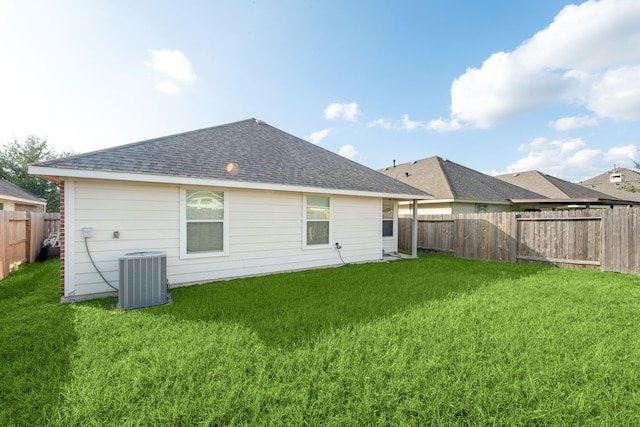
[
  {"x1": 412, "y1": 200, "x2": 418, "y2": 258},
  {"x1": 25, "y1": 217, "x2": 31, "y2": 263},
  {"x1": 0, "y1": 212, "x2": 6, "y2": 279}
]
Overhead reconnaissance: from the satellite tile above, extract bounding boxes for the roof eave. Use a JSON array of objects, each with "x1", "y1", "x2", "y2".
[
  {"x1": 0, "y1": 194, "x2": 47, "y2": 205},
  {"x1": 402, "y1": 198, "x2": 512, "y2": 205},
  {"x1": 28, "y1": 166, "x2": 431, "y2": 200},
  {"x1": 510, "y1": 198, "x2": 631, "y2": 205}
]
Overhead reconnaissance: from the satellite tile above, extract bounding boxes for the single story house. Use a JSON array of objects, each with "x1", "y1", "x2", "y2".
[
  {"x1": 29, "y1": 119, "x2": 430, "y2": 302},
  {"x1": 577, "y1": 167, "x2": 640, "y2": 203},
  {"x1": 377, "y1": 156, "x2": 544, "y2": 214},
  {"x1": 0, "y1": 179, "x2": 46, "y2": 212},
  {"x1": 494, "y1": 170, "x2": 635, "y2": 209}
]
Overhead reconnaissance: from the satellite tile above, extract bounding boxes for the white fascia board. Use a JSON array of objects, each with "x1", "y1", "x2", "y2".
[
  {"x1": 399, "y1": 198, "x2": 454, "y2": 204},
  {"x1": 28, "y1": 166, "x2": 430, "y2": 200},
  {"x1": 400, "y1": 198, "x2": 511, "y2": 205},
  {"x1": 0, "y1": 195, "x2": 47, "y2": 205},
  {"x1": 454, "y1": 199, "x2": 512, "y2": 205}
]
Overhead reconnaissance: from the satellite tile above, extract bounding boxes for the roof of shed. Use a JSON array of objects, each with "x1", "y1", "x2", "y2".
[
  {"x1": 0, "y1": 179, "x2": 46, "y2": 204},
  {"x1": 378, "y1": 156, "x2": 544, "y2": 202},
  {"x1": 30, "y1": 119, "x2": 430, "y2": 198}
]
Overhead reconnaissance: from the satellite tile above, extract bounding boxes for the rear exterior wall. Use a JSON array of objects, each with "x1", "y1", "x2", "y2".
[{"x1": 63, "y1": 178, "x2": 387, "y2": 299}]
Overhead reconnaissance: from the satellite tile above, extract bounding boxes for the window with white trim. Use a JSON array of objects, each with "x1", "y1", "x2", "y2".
[
  {"x1": 304, "y1": 195, "x2": 331, "y2": 247},
  {"x1": 382, "y1": 199, "x2": 394, "y2": 237},
  {"x1": 181, "y1": 188, "x2": 228, "y2": 257}
]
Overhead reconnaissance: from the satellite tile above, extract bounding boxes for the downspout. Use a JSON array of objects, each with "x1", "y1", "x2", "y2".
[{"x1": 412, "y1": 199, "x2": 418, "y2": 258}]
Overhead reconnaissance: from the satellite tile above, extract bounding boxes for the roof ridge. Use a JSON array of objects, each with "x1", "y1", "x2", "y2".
[
  {"x1": 436, "y1": 157, "x2": 457, "y2": 199},
  {"x1": 535, "y1": 170, "x2": 569, "y2": 196}
]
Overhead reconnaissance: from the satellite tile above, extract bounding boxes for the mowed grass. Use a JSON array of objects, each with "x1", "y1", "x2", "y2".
[{"x1": 2, "y1": 256, "x2": 640, "y2": 426}]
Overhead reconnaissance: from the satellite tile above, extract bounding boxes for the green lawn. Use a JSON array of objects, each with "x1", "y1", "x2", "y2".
[{"x1": 2, "y1": 256, "x2": 640, "y2": 426}]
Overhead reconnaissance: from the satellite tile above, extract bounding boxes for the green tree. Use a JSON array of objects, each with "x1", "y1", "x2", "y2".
[{"x1": 0, "y1": 136, "x2": 73, "y2": 212}]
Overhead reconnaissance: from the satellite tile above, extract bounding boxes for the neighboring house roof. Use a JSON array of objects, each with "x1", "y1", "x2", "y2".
[
  {"x1": 494, "y1": 170, "x2": 630, "y2": 204},
  {"x1": 378, "y1": 156, "x2": 544, "y2": 203},
  {"x1": 0, "y1": 179, "x2": 47, "y2": 205},
  {"x1": 576, "y1": 167, "x2": 640, "y2": 203},
  {"x1": 29, "y1": 119, "x2": 430, "y2": 199}
]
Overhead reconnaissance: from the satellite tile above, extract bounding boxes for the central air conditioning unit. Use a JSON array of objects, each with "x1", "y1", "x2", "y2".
[{"x1": 118, "y1": 251, "x2": 169, "y2": 309}]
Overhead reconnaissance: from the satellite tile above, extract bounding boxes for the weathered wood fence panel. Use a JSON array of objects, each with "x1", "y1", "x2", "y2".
[
  {"x1": 603, "y1": 207, "x2": 639, "y2": 275},
  {"x1": 416, "y1": 216, "x2": 454, "y2": 254},
  {"x1": 0, "y1": 211, "x2": 60, "y2": 280},
  {"x1": 399, "y1": 207, "x2": 640, "y2": 275},
  {"x1": 515, "y1": 213, "x2": 602, "y2": 269}
]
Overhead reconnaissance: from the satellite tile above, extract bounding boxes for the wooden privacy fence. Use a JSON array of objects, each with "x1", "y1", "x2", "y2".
[
  {"x1": 0, "y1": 211, "x2": 60, "y2": 280},
  {"x1": 399, "y1": 207, "x2": 640, "y2": 275}
]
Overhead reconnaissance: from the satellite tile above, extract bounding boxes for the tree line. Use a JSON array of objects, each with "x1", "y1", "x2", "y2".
[{"x1": 0, "y1": 136, "x2": 73, "y2": 212}]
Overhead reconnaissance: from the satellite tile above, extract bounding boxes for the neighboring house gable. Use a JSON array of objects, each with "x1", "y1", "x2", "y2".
[
  {"x1": 29, "y1": 119, "x2": 430, "y2": 302},
  {"x1": 378, "y1": 156, "x2": 543, "y2": 214},
  {"x1": 0, "y1": 179, "x2": 46, "y2": 212},
  {"x1": 577, "y1": 168, "x2": 640, "y2": 203}
]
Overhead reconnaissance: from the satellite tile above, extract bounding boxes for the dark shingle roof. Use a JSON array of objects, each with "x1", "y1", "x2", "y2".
[
  {"x1": 378, "y1": 156, "x2": 544, "y2": 202},
  {"x1": 31, "y1": 119, "x2": 428, "y2": 197},
  {"x1": 0, "y1": 179, "x2": 46, "y2": 204},
  {"x1": 495, "y1": 170, "x2": 622, "y2": 200}
]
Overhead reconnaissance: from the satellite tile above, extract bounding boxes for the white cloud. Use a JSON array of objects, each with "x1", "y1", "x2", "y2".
[
  {"x1": 439, "y1": 0, "x2": 640, "y2": 129},
  {"x1": 504, "y1": 136, "x2": 637, "y2": 180},
  {"x1": 587, "y1": 65, "x2": 640, "y2": 121},
  {"x1": 154, "y1": 80, "x2": 182, "y2": 95},
  {"x1": 146, "y1": 49, "x2": 196, "y2": 81},
  {"x1": 367, "y1": 118, "x2": 392, "y2": 129},
  {"x1": 398, "y1": 114, "x2": 423, "y2": 130},
  {"x1": 324, "y1": 102, "x2": 360, "y2": 121},
  {"x1": 549, "y1": 115, "x2": 600, "y2": 131},
  {"x1": 368, "y1": 114, "x2": 426, "y2": 131},
  {"x1": 426, "y1": 117, "x2": 462, "y2": 132},
  {"x1": 304, "y1": 128, "x2": 332, "y2": 145},
  {"x1": 338, "y1": 144, "x2": 358, "y2": 159}
]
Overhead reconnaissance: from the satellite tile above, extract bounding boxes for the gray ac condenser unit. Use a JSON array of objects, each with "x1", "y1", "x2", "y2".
[{"x1": 118, "y1": 251, "x2": 169, "y2": 309}]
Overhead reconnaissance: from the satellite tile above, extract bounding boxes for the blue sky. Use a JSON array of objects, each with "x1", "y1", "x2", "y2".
[{"x1": 1, "y1": 0, "x2": 639, "y2": 182}]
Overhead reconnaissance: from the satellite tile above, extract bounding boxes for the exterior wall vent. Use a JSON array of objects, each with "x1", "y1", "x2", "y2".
[
  {"x1": 610, "y1": 173, "x2": 624, "y2": 183},
  {"x1": 118, "y1": 251, "x2": 169, "y2": 309}
]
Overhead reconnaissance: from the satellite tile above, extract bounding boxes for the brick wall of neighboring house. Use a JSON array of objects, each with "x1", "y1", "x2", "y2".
[{"x1": 59, "y1": 180, "x2": 65, "y2": 296}]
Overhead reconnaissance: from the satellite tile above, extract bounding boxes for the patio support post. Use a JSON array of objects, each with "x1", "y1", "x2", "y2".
[{"x1": 412, "y1": 199, "x2": 418, "y2": 258}]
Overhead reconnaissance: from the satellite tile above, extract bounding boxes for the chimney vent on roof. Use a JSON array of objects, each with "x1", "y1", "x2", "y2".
[
  {"x1": 393, "y1": 160, "x2": 396, "y2": 168},
  {"x1": 255, "y1": 119, "x2": 265, "y2": 125},
  {"x1": 405, "y1": 172, "x2": 410, "y2": 177}
]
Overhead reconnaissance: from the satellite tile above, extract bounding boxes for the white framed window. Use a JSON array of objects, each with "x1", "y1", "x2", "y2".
[
  {"x1": 180, "y1": 187, "x2": 229, "y2": 258},
  {"x1": 382, "y1": 199, "x2": 395, "y2": 238},
  {"x1": 303, "y1": 195, "x2": 331, "y2": 248}
]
